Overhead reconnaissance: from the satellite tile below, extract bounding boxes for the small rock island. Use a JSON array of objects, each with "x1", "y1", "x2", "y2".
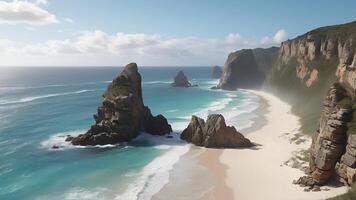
[
  {"x1": 67, "y1": 63, "x2": 172, "y2": 146},
  {"x1": 181, "y1": 114, "x2": 252, "y2": 148},
  {"x1": 171, "y1": 70, "x2": 197, "y2": 87}
]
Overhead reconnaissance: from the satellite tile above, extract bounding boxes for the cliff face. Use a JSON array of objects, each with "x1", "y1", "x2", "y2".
[
  {"x1": 216, "y1": 47, "x2": 278, "y2": 90},
  {"x1": 266, "y1": 21, "x2": 356, "y2": 134},
  {"x1": 273, "y1": 22, "x2": 356, "y2": 186},
  {"x1": 69, "y1": 63, "x2": 172, "y2": 146}
]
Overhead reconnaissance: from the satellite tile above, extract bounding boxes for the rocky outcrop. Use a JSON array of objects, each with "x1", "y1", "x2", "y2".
[
  {"x1": 68, "y1": 63, "x2": 172, "y2": 146},
  {"x1": 180, "y1": 114, "x2": 252, "y2": 148},
  {"x1": 171, "y1": 71, "x2": 195, "y2": 87},
  {"x1": 278, "y1": 21, "x2": 356, "y2": 88},
  {"x1": 294, "y1": 82, "x2": 356, "y2": 188},
  {"x1": 337, "y1": 135, "x2": 356, "y2": 185},
  {"x1": 216, "y1": 49, "x2": 264, "y2": 90},
  {"x1": 211, "y1": 66, "x2": 222, "y2": 79},
  {"x1": 309, "y1": 84, "x2": 352, "y2": 185},
  {"x1": 215, "y1": 47, "x2": 278, "y2": 90}
]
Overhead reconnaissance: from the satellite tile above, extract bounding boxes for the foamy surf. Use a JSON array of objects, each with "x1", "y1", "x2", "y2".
[
  {"x1": 114, "y1": 134, "x2": 189, "y2": 200},
  {"x1": 40, "y1": 130, "x2": 122, "y2": 150},
  {"x1": 0, "y1": 90, "x2": 95, "y2": 105}
]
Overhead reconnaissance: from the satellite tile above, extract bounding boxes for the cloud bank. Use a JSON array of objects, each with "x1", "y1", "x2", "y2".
[
  {"x1": 0, "y1": 29, "x2": 287, "y2": 66},
  {"x1": 0, "y1": 1, "x2": 58, "y2": 25}
]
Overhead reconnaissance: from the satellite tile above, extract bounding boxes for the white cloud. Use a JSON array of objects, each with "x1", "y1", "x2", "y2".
[
  {"x1": 273, "y1": 29, "x2": 287, "y2": 43},
  {"x1": 64, "y1": 17, "x2": 75, "y2": 24},
  {"x1": 0, "y1": 30, "x2": 287, "y2": 66},
  {"x1": 35, "y1": 0, "x2": 48, "y2": 5},
  {"x1": 0, "y1": 1, "x2": 58, "y2": 25},
  {"x1": 261, "y1": 29, "x2": 288, "y2": 45}
]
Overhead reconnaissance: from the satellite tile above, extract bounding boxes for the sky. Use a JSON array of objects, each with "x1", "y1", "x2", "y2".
[{"x1": 0, "y1": 0, "x2": 355, "y2": 66}]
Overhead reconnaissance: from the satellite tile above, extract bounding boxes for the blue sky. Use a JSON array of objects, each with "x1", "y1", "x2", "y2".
[{"x1": 0, "y1": 0, "x2": 355, "y2": 66}]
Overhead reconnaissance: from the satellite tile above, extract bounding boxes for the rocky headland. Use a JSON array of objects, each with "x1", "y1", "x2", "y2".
[
  {"x1": 180, "y1": 114, "x2": 252, "y2": 148},
  {"x1": 211, "y1": 66, "x2": 222, "y2": 79},
  {"x1": 214, "y1": 21, "x2": 356, "y2": 191},
  {"x1": 67, "y1": 63, "x2": 172, "y2": 146},
  {"x1": 214, "y1": 47, "x2": 278, "y2": 90},
  {"x1": 171, "y1": 70, "x2": 197, "y2": 87}
]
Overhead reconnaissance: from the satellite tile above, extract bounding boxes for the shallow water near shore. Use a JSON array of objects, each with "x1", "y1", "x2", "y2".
[{"x1": 0, "y1": 67, "x2": 261, "y2": 200}]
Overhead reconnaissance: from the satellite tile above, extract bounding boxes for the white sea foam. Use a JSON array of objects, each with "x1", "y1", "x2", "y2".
[
  {"x1": 114, "y1": 133, "x2": 189, "y2": 200},
  {"x1": 0, "y1": 84, "x2": 66, "y2": 90},
  {"x1": 143, "y1": 80, "x2": 172, "y2": 85},
  {"x1": 165, "y1": 109, "x2": 178, "y2": 113},
  {"x1": 40, "y1": 130, "x2": 85, "y2": 150},
  {"x1": 0, "y1": 90, "x2": 94, "y2": 105},
  {"x1": 63, "y1": 187, "x2": 109, "y2": 200},
  {"x1": 41, "y1": 129, "x2": 124, "y2": 150}
]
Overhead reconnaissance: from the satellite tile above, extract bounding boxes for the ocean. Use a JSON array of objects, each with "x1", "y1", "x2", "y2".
[{"x1": 0, "y1": 67, "x2": 261, "y2": 200}]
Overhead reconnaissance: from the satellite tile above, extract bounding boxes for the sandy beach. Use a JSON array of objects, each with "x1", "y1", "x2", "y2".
[
  {"x1": 219, "y1": 90, "x2": 348, "y2": 200},
  {"x1": 154, "y1": 90, "x2": 349, "y2": 200}
]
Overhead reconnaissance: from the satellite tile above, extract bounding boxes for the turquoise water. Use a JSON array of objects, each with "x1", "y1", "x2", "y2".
[{"x1": 0, "y1": 67, "x2": 260, "y2": 200}]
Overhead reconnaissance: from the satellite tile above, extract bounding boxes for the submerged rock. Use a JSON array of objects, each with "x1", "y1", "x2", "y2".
[
  {"x1": 181, "y1": 114, "x2": 252, "y2": 148},
  {"x1": 171, "y1": 71, "x2": 196, "y2": 87},
  {"x1": 70, "y1": 63, "x2": 172, "y2": 146},
  {"x1": 211, "y1": 66, "x2": 222, "y2": 79}
]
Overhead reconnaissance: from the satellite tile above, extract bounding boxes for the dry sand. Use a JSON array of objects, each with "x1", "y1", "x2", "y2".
[{"x1": 219, "y1": 90, "x2": 348, "y2": 200}]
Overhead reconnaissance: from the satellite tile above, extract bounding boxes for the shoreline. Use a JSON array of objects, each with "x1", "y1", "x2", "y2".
[
  {"x1": 218, "y1": 90, "x2": 348, "y2": 200},
  {"x1": 153, "y1": 90, "x2": 349, "y2": 200}
]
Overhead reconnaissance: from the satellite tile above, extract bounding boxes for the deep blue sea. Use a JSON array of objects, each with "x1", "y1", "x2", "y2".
[{"x1": 0, "y1": 67, "x2": 260, "y2": 200}]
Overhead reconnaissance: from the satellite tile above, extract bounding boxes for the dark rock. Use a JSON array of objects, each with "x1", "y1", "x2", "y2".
[
  {"x1": 171, "y1": 71, "x2": 193, "y2": 87},
  {"x1": 65, "y1": 136, "x2": 74, "y2": 142},
  {"x1": 166, "y1": 135, "x2": 173, "y2": 139},
  {"x1": 142, "y1": 106, "x2": 172, "y2": 135},
  {"x1": 215, "y1": 47, "x2": 278, "y2": 90},
  {"x1": 181, "y1": 114, "x2": 253, "y2": 148},
  {"x1": 70, "y1": 63, "x2": 172, "y2": 146},
  {"x1": 312, "y1": 186, "x2": 321, "y2": 192},
  {"x1": 211, "y1": 66, "x2": 222, "y2": 79},
  {"x1": 52, "y1": 145, "x2": 60, "y2": 149}
]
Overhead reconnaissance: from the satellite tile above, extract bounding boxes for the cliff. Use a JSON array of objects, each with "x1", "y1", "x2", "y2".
[
  {"x1": 215, "y1": 47, "x2": 278, "y2": 90},
  {"x1": 68, "y1": 63, "x2": 172, "y2": 146},
  {"x1": 217, "y1": 21, "x2": 356, "y2": 187},
  {"x1": 272, "y1": 21, "x2": 356, "y2": 189}
]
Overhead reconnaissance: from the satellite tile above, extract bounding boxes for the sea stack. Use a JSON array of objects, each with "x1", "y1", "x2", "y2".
[
  {"x1": 211, "y1": 66, "x2": 222, "y2": 79},
  {"x1": 180, "y1": 114, "x2": 252, "y2": 148},
  {"x1": 68, "y1": 63, "x2": 172, "y2": 146},
  {"x1": 171, "y1": 70, "x2": 194, "y2": 87}
]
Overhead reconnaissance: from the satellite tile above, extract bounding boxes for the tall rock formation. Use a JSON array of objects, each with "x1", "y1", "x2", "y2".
[
  {"x1": 69, "y1": 63, "x2": 172, "y2": 146},
  {"x1": 215, "y1": 47, "x2": 278, "y2": 90},
  {"x1": 180, "y1": 114, "x2": 252, "y2": 148}
]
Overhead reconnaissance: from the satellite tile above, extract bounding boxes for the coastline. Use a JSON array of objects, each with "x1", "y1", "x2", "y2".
[
  {"x1": 153, "y1": 90, "x2": 349, "y2": 200},
  {"x1": 219, "y1": 90, "x2": 348, "y2": 200}
]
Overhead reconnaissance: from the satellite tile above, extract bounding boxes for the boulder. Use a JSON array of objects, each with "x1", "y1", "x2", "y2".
[
  {"x1": 70, "y1": 63, "x2": 172, "y2": 146},
  {"x1": 181, "y1": 114, "x2": 252, "y2": 148}
]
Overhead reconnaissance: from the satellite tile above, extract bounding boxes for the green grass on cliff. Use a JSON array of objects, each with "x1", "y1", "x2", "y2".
[{"x1": 266, "y1": 56, "x2": 339, "y2": 135}]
